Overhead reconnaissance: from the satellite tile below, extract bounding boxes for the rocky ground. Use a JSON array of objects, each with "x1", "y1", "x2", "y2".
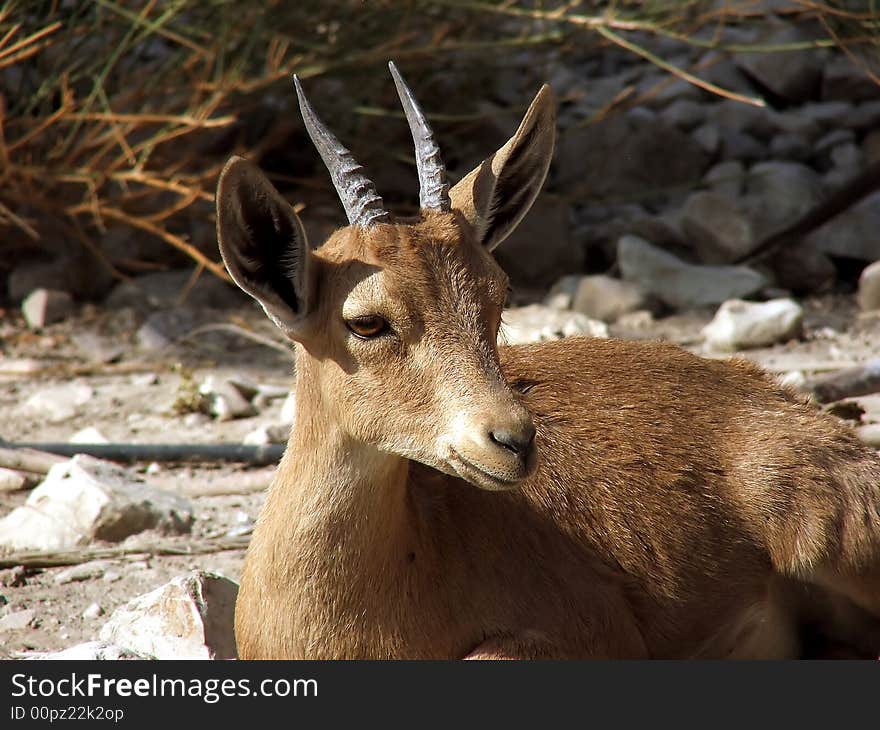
[
  {"x1": 4, "y1": 8, "x2": 880, "y2": 659},
  {"x1": 0, "y1": 273, "x2": 879, "y2": 658}
]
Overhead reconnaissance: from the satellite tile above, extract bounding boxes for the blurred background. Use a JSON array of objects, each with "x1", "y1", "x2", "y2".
[{"x1": 3, "y1": 0, "x2": 880, "y2": 308}]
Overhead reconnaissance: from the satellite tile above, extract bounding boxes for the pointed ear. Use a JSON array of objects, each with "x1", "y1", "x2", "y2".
[
  {"x1": 449, "y1": 85, "x2": 555, "y2": 252},
  {"x1": 216, "y1": 156, "x2": 315, "y2": 336}
]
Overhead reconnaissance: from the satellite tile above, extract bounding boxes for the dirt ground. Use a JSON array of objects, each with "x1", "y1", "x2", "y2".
[{"x1": 1, "y1": 292, "x2": 879, "y2": 658}]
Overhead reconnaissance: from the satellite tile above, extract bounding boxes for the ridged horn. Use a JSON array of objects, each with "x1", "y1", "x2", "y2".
[
  {"x1": 388, "y1": 61, "x2": 450, "y2": 212},
  {"x1": 293, "y1": 75, "x2": 390, "y2": 227}
]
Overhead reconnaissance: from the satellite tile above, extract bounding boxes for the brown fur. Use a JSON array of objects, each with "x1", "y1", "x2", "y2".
[
  {"x1": 217, "y1": 83, "x2": 880, "y2": 659},
  {"x1": 230, "y1": 217, "x2": 880, "y2": 659}
]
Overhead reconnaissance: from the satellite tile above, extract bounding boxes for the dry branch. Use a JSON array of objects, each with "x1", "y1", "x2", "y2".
[
  {"x1": 0, "y1": 446, "x2": 66, "y2": 475},
  {"x1": 0, "y1": 535, "x2": 251, "y2": 570}
]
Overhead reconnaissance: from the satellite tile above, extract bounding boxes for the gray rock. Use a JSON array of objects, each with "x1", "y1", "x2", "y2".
[
  {"x1": 0, "y1": 455, "x2": 193, "y2": 553},
  {"x1": 719, "y1": 130, "x2": 766, "y2": 162},
  {"x1": 846, "y1": 100, "x2": 880, "y2": 131},
  {"x1": 493, "y1": 198, "x2": 581, "y2": 288},
  {"x1": 661, "y1": 99, "x2": 707, "y2": 130},
  {"x1": 805, "y1": 190, "x2": 880, "y2": 261},
  {"x1": 568, "y1": 275, "x2": 649, "y2": 323},
  {"x1": 769, "y1": 244, "x2": 837, "y2": 294},
  {"x1": 814, "y1": 128, "x2": 856, "y2": 157},
  {"x1": 136, "y1": 308, "x2": 200, "y2": 350},
  {"x1": 105, "y1": 269, "x2": 244, "y2": 311},
  {"x1": 702, "y1": 298, "x2": 804, "y2": 351},
  {"x1": 822, "y1": 57, "x2": 879, "y2": 102},
  {"x1": 8, "y1": 254, "x2": 114, "y2": 303},
  {"x1": 22, "y1": 382, "x2": 93, "y2": 423},
  {"x1": 708, "y1": 99, "x2": 777, "y2": 139},
  {"x1": 617, "y1": 234, "x2": 767, "y2": 310},
  {"x1": 735, "y1": 22, "x2": 823, "y2": 103},
  {"x1": 801, "y1": 101, "x2": 856, "y2": 127},
  {"x1": 693, "y1": 123, "x2": 721, "y2": 155},
  {"x1": 70, "y1": 331, "x2": 124, "y2": 364},
  {"x1": 704, "y1": 160, "x2": 746, "y2": 198},
  {"x1": 858, "y1": 260, "x2": 880, "y2": 311},
  {"x1": 772, "y1": 111, "x2": 821, "y2": 140},
  {"x1": 681, "y1": 191, "x2": 754, "y2": 264},
  {"x1": 500, "y1": 305, "x2": 608, "y2": 345},
  {"x1": 636, "y1": 73, "x2": 704, "y2": 107},
  {"x1": 557, "y1": 114, "x2": 707, "y2": 201},
  {"x1": 99, "y1": 571, "x2": 238, "y2": 660},
  {"x1": 742, "y1": 161, "x2": 823, "y2": 238},
  {"x1": 865, "y1": 129, "x2": 880, "y2": 165},
  {"x1": 696, "y1": 50, "x2": 758, "y2": 98},
  {"x1": 830, "y1": 142, "x2": 862, "y2": 171},
  {"x1": 21, "y1": 289, "x2": 74, "y2": 329},
  {"x1": 769, "y1": 133, "x2": 811, "y2": 161}
]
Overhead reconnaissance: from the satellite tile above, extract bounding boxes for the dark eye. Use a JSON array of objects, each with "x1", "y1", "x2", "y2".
[{"x1": 345, "y1": 315, "x2": 389, "y2": 339}]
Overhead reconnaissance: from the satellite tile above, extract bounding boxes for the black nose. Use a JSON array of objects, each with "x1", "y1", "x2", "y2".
[{"x1": 489, "y1": 424, "x2": 536, "y2": 456}]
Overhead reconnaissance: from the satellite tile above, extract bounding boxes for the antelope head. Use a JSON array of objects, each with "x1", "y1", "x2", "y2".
[{"x1": 216, "y1": 63, "x2": 555, "y2": 491}]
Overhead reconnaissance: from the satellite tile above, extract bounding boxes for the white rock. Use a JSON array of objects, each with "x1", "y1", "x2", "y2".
[
  {"x1": 280, "y1": 392, "x2": 297, "y2": 426},
  {"x1": 99, "y1": 571, "x2": 239, "y2": 660},
  {"x1": 702, "y1": 299, "x2": 804, "y2": 351},
  {"x1": 569, "y1": 275, "x2": 649, "y2": 323},
  {"x1": 777, "y1": 370, "x2": 807, "y2": 390},
  {"x1": 69, "y1": 426, "x2": 109, "y2": 444},
  {"x1": 21, "y1": 288, "x2": 74, "y2": 329},
  {"x1": 0, "y1": 358, "x2": 45, "y2": 378},
  {"x1": 82, "y1": 602, "x2": 104, "y2": 620},
  {"x1": 182, "y1": 412, "x2": 210, "y2": 427},
  {"x1": 19, "y1": 641, "x2": 144, "y2": 660},
  {"x1": 23, "y1": 383, "x2": 93, "y2": 423},
  {"x1": 54, "y1": 560, "x2": 110, "y2": 584},
  {"x1": 243, "y1": 424, "x2": 288, "y2": 446},
  {"x1": 543, "y1": 275, "x2": 580, "y2": 310},
  {"x1": 858, "y1": 260, "x2": 880, "y2": 311},
  {"x1": 131, "y1": 372, "x2": 160, "y2": 387},
  {"x1": 252, "y1": 383, "x2": 291, "y2": 410},
  {"x1": 0, "y1": 455, "x2": 193, "y2": 553},
  {"x1": 500, "y1": 305, "x2": 609, "y2": 345},
  {"x1": 0, "y1": 608, "x2": 35, "y2": 632},
  {"x1": 618, "y1": 235, "x2": 767, "y2": 310},
  {"x1": 199, "y1": 376, "x2": 256, "y2": 421},
  {"x1": 0, "y1": 468, "x2": 28, "y2": 493}
]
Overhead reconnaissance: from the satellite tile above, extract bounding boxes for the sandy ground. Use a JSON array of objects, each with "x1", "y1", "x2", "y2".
[{"x1": 1, "y1": 293, "x2": 879, "y2": 658}]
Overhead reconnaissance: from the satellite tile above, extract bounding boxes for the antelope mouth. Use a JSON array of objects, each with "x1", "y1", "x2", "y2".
[{"x1": 447, "y1": 447, "x2": 523, "y2": 492}]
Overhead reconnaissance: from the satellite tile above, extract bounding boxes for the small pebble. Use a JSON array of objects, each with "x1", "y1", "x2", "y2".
[{"x1": 82, "y1": 603, "x2": 104, "y2": 620}]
